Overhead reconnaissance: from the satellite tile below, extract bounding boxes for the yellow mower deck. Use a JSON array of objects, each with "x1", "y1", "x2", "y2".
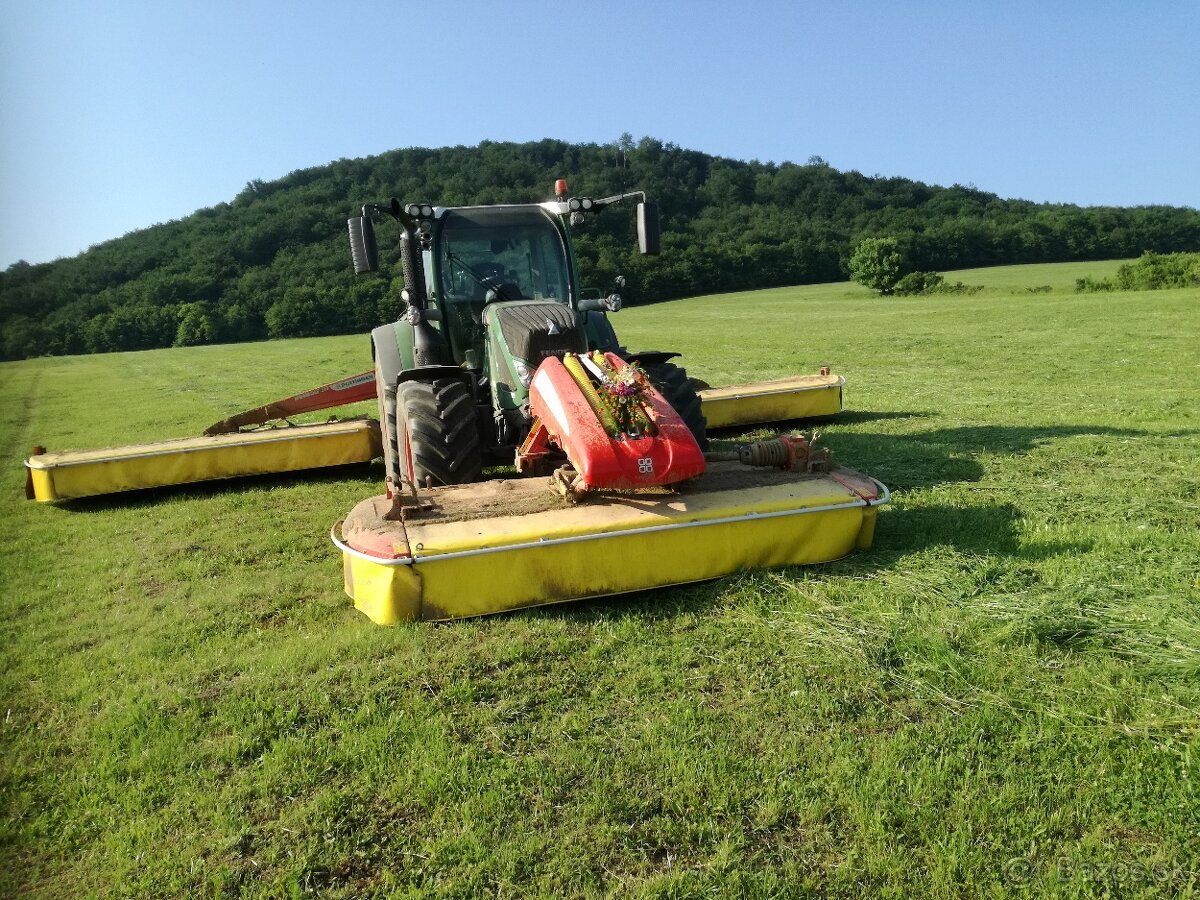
[
  {"x1": 335, "y1": 461, "x2": 888, "y2": 624},
  {"x1": 698, "y1": 372, "x2": 844, "y2": 429},
  {"x1": 25, "y1": 420, "x2": 381, "y2": 501}
]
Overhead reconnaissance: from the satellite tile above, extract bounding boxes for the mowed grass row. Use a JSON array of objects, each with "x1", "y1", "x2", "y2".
[{"x1": 1, "y1": 262, "x2": 1197, "y2": 897}]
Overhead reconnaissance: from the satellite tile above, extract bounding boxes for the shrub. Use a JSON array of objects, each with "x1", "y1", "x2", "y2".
[
  {"x1": 174, "y1": 302, "x2": 220, "y2": 347},
  {"x1": 892, "y1": 271, "x2": 983, "y2": 297},
  {"x1": 1077, "y1": 251, "x2": 1200, "y2": 293},
  {"x1": 265, "y1": 287, "x2": 337, "y2": 338},
  {"x1": 894, "y1": 271, "x2": 944, "y2": 295},
  {"x1": 931, "y1": 281, "x2": 984, "y2": 296},
  {"x1": 1114, "y1": 251, "x2": 1200, "y2": 290},
  {"x1": 1075, "y1": 276, "x2": 1114, "y2": 292}
]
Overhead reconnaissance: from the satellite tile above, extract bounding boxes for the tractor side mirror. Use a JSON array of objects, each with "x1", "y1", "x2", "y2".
[
  {"x1": 347, "y1": 215, "x2": 379, "y2": 274},
  {"x1": 637, "y1": 201, "x2": 660, "y2": 255},
  {"x1": 579, "y1": 293, "x2": 622, "y2": 313}
]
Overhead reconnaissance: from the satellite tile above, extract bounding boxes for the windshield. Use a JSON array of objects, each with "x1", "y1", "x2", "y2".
[{"x1": 438, "y1": 207, "x2": 572, "y2": 305}]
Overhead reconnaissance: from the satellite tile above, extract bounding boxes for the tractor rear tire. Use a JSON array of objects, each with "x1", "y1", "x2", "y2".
[
  {"x1": 396, "y1": 378, "x2": 483, "y2": 487},
  {"x1": 645, "y1": 361, "x2": 708, "y2": 450}
]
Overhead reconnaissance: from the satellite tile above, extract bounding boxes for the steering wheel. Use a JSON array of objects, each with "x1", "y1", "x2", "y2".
[{"x1": 476, "y1": 262, "x2": 505, "y2": 284}]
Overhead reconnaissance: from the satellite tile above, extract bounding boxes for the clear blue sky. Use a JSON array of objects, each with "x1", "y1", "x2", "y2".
[{"x1": 2, "y1": 0, "x2": 1197, "y2": 268}]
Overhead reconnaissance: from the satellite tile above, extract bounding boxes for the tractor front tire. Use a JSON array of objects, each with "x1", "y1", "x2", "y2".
[
  {"x1": 396, "y1": 378, "x2": 483, "y2": 487},
  {"x1": 645, "y1": 361, "x2": 708, "y2": 450}
]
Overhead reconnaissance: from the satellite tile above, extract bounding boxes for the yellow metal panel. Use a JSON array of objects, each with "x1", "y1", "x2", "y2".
[
  {"x1": 334, "y1": 465, "x2": 888, "y2": 624},
  {"x1": 28, "y1": 467, "x2": 60, "y2": 502},
  {"x1": 856, "y1": 505, "x2": 879, "y2": 549},
  {"x1": 343, "y1": 551, "x2": 421, "y2": 626},
  {"x1": 26, "y1": 420, "x2": 380, "y2": 501},
  {"x1": 411, "y1": 504, "x2": 866, "y2": 621},
  {"x1": 699, "y1": 374, "x2": 844, "y2": 429},
  {"x1": 403, "y1": 479, "x2": 862, "y2": 556}
]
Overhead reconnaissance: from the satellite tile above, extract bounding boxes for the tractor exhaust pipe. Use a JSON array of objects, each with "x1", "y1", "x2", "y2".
[
  {"x1": 347, "y1": 200, "x2": 447, "y2": 366},
  {"x1": 389, "y1": 204, "x2": 447, "y2": 366}
]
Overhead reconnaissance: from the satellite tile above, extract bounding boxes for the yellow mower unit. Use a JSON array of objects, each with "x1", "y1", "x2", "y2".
[
  {"x1": 329, "y1": 351, "x2": 885, "y2": 624},
  {"x1": 25, "y1": 421, "x2": 380, "y2": 502},
  {"x1": 335, "y1": 461, "x2": 888, "y2": 624},
  {"x1": 699, "y1": 370, "x2": 844, "y2": 429}
]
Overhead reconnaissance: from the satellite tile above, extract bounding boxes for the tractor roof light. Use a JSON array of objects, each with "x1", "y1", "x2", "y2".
[
  {"x1": 567, "y1": 197, "x2": 596, "y2": 213},
  {"x1": 555, "y1": 178, "x2": 569, "y2": 198},
  {"x1": 405, "y1": 203, "x2": 435, "y2": 220}
]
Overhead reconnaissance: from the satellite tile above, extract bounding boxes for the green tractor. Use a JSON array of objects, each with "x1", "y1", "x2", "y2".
[{"x1": 347, "y1": 184, "x2": 706, "y2": 494}]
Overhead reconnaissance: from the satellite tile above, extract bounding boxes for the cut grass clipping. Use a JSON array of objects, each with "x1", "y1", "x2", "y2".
[{"x1": 1, "y1": 261, "x2": 1197, "y2": 898}]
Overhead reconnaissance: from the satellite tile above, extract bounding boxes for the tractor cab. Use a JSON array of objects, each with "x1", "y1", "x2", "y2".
[
  {"x1": 430, "y1": 205, "x2": 577, "y2": 368},
  {"x1": 436, "y1": 206, "x2": 574, "y2": 307}
]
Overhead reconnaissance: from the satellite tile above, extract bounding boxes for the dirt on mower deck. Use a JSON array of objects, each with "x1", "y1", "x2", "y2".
[
  {"x1": 416, "y1": 463, "x2": 868, "y2": 523},
  {"x1": 342, "y1": 461, "x2": 881, "y2": 558}
]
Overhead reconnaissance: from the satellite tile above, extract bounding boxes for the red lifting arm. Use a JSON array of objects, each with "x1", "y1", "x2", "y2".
[{"x1": 203, "y1": 370, "x2": 377, "y2": 435}]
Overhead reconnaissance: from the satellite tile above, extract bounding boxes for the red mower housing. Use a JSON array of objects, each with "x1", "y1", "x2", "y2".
[{"x1": 518, "y1": 352, "x2": 706, "y2": 492}]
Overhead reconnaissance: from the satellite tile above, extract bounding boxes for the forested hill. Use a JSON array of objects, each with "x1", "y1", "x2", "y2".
[{"x1": 3, "y1": 137, "x2": 1199, "y2": 359}]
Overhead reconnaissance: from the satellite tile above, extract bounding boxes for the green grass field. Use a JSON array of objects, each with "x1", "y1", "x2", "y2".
[{"x1": 2, "y1": 261, "x2": 1198, "y2": 898}]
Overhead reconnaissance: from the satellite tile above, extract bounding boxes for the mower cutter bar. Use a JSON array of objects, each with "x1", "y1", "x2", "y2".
[{"x1": 25, "y1": 420, "x2": 381, "y2": 502}]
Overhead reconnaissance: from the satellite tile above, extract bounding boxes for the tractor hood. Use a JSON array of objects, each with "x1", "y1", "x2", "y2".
[{"x1": 485, "y1": 300, "x2": 586, "y2": 412}]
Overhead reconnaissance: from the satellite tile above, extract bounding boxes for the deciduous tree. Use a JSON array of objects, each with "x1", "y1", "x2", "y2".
[{"x1": 849, "y1": 237, "x2": 905, "y2": 295}]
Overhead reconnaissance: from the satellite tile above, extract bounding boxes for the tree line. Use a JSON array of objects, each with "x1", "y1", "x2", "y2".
[{"x1": 3, "y1": 137, "x2": 1199, "y2": 359}]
